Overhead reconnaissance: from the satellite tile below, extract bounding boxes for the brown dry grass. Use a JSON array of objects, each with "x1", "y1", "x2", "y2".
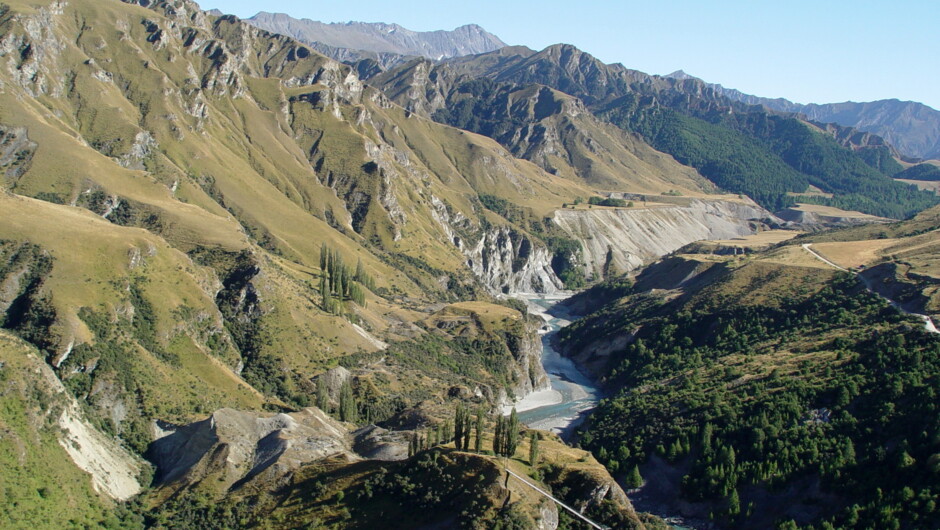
[
  {"x1": 811, "y1": 240, "x2": 901, "y2": 269},
  {"x1": 705, "y1": 229, "x2": 802, "y2": 249},
  {"x1": 786, "y1": 184, "x2": 833, "y2": 198},
  {"x1": 792, "y1": 203, "x2": 887, "y2": 220},
  {"x1": 897, "y1": 179, "x2": 940, "y2": 195}
]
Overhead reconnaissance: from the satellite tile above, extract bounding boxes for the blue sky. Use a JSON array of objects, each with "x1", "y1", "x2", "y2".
[{"x1": 205, "y1": 0, "x2": 940, "y2": 110}]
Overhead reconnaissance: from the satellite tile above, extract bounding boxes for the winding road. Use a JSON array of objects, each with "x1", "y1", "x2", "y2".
[{"x1": 801, "y1": 244, "x2": 938, "y2": 334}]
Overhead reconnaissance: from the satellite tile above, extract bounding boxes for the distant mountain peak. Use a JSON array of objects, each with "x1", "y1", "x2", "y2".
[
  {"x1": 244, "y1": 12, "x2": 506, "y2": 70},
  {"x1": 666, "y1": 69, "x2": 697, "y2": 80},
  {"x1": 662, "y1": 71, "x2": 940, "y2": 160}
]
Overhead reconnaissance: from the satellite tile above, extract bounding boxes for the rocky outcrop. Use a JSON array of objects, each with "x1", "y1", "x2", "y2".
[
  {"x1": 148, "y1": 407, "x2": 355, "y2": 490},
  {"x1": 468, "y1": 227, "x2": 565, "y2": 295},
  {"x1": 424, "y1": 302, "x2": 551, "y2": 405},
  {"x1": 553, "y1": 199, "x2": 774, "y2": 278},
  {"x1": 0, "y1": 125, "x2": 36, "y2": 182},
  {"x1": 506, "y1": 317, "x2": 552, "y2": 401},
  {"x1": 0, "y1": 333, "x2": 144, "y2": 501},
  {"x1": 352, "y1": 424, "x2": 410, "y2": 461}
]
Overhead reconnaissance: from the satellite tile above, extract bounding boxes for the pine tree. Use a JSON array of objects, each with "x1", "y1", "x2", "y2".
[
  {"x1": 355, "y1": 258, "x2": 365, "y2": 282},
  {"x1": 626, "y1": 464, "x2": 643, "y2": 488},
  {"x1": 493, "y1": 415, "x2": 503, "y2": 455},
  {"x1": 442, "y1": 419, "x2": 452, "y2": 446},
  {"x1": 335, "y1": 270, "x2": 345, "y2": 301},
  {"x1": 454, "y1": 404, "x2": 465, "y2": 447},
  {"x1": 728, "y1": 488, "x2": 741, "y2": 517},
  {"x1": 320, "y1": 275, "x2": 332, "y2": 311},
  {"x1": 316, "y1": 376, "x2": 330, "y2": 413},
  {"x1": 462, "y1": 421, "x2": 471, "y2": 451},
  {"x1": 702, "y1": 422, "x2": 715, "y2": 455}
]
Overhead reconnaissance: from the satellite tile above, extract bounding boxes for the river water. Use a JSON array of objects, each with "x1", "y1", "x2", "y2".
[
  {"x1": 505, "y1": 294, "x2": 697, "y2": 530},
  {"x1": 502, "y1": 294, "x2": 600, "y2": 437}
]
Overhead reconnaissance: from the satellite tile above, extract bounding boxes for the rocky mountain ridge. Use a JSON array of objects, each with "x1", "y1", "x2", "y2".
[
  {"x1": 667, "y1": 70, "x2": 940, "y2": 161},
  {"x1": 244, "y1": 11, "x2": 506, "y2": 69}
]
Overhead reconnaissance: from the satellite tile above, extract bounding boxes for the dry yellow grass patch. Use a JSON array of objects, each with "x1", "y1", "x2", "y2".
[
  {"x1": 787, "y1": 184, "x2": 834, "y2": 198},
  {"x1": 811, "y1": 240, "x2": 901, "y2": 269},
  {"x1": 706, "y1": 229, "x2": 802, "y2": 249},
  {"x1": 759, "y1": 246, "x2": 834, "y2": 269},
  {"x1": 897, "y1": 179, "x2": 940, "y2": 195},
  {"x1": 792, "y1": 203, "x2": 887, "y2": 220}
]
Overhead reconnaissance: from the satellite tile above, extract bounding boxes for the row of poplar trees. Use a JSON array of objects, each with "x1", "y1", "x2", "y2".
[
  {"x1": 315, "y1": 377, "x2": 358, "y2": 423},
  {"x1": 408, "y1": 406, "x2": 526, "y2": 459},
  {"x1": 319, "y1": 244, "x2": 375, "y2": 314}
]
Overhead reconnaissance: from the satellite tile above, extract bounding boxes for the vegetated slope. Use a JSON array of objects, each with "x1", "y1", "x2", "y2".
[
  {"x1": 0, "y1": 0, "x2": 556, "y2": 501},
  {"x1": 795, "y1": 205, "x2": 940, "y2": 321},
  {"x1": 557, "y1": 221, "x2": 940, "y2": 529},
  {"x1": 0, "y1": 330, "x2": 144, "y2": 528},
  {"x1": 245, "y1": 11, "x2": 506, "y2": 69},
  {"x1": 895, "y1": 163, "x2": 940, "y2": 181},
  {"x1": 0, "y1": 0, "x2": 590, "y2": 416},
  {"x1": 0, "y1": 0, "x2": 658, "y2": 526},
  {"x1": 142, "y1": 427, "x2": 651, "y2": 530},
  {"x1": 681, "y1": 73, "x2": 940, "y2": 162},
  {"x1": 372, "y1": 59, "x2": 715, "y2": 195},
  {"x1": 435, "y1": 45, "x2": 939, "y2": 218}
]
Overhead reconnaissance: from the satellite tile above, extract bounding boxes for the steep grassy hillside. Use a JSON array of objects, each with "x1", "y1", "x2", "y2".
[
  {"x1": 0, "y1": 0, "x2": 591, "y2": 423},
  {"x1": 0, "y1": 330, "x2": 144, "y2": 528},
  {"x1": 0, "y1": 1, "x2": 671, "y2": 525},
  {"x1": 433, "y1": 45, "x2": 939, "y2": 218}
]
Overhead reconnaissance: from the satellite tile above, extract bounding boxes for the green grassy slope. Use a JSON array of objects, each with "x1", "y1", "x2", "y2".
[{"x1": 0, "y1": 330, "x2": 143, "y2": 528}]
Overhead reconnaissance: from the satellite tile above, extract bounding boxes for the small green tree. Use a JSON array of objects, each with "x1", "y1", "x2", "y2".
[
  {"x1": 316, "y1": 376, "x2": 330, "y2": 413},
  {"x1": 474, "y1": 408, "x2": 484, "y2": 452},
  {"x1": 626, "y1": 464, "x2": 643, "y2": 489},
  {"x1": 528, "y1": 432, "x2": 540, "y2": 466},
  {"x1": 339, "y1": 380, "x2": 357, "y2": 423},
  {"x1": 728, "y1": 488, "x2": 740, "y2": 517}
]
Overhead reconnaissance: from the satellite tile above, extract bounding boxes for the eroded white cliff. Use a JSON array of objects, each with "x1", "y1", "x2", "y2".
[{"x1": 553, "y1": 199, "x2": 773, "y2": 278}]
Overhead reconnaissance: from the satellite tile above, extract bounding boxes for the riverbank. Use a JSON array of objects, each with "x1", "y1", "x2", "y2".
[{"x1": 501, "y1": 293, "x2": 601, "y2": 439}]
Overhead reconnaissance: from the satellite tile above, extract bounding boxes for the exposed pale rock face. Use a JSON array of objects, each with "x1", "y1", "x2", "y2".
[
  {"x1": 553, "y1": 199, "x2": 774, "y2": 278},
  {"x1": 16, "y1": 349, "x2": 144, "y2": 501},
  {"x1": 467, "y1": 227, "x2": 565, "y2": 295},
  {"x1": 58, "y1": 402, "x2": 144, "y2": 500},
  {"x1": 148, "y1": 407, "x2": 355, "y2": 489},
  {"x1": 0, "y1": 0, "x2": 68, "y2": 96}
]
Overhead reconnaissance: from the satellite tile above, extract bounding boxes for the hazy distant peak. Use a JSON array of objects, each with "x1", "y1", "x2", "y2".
[
  {"x1": 664, "y1": 70, "x2": 940, "y2": 160},
  {"x1": 245, "y1": 12, "x2": 506, "y2": 67},
  {"x1": 666, "y1": 69, "x2": 698, "y2": 81}
]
